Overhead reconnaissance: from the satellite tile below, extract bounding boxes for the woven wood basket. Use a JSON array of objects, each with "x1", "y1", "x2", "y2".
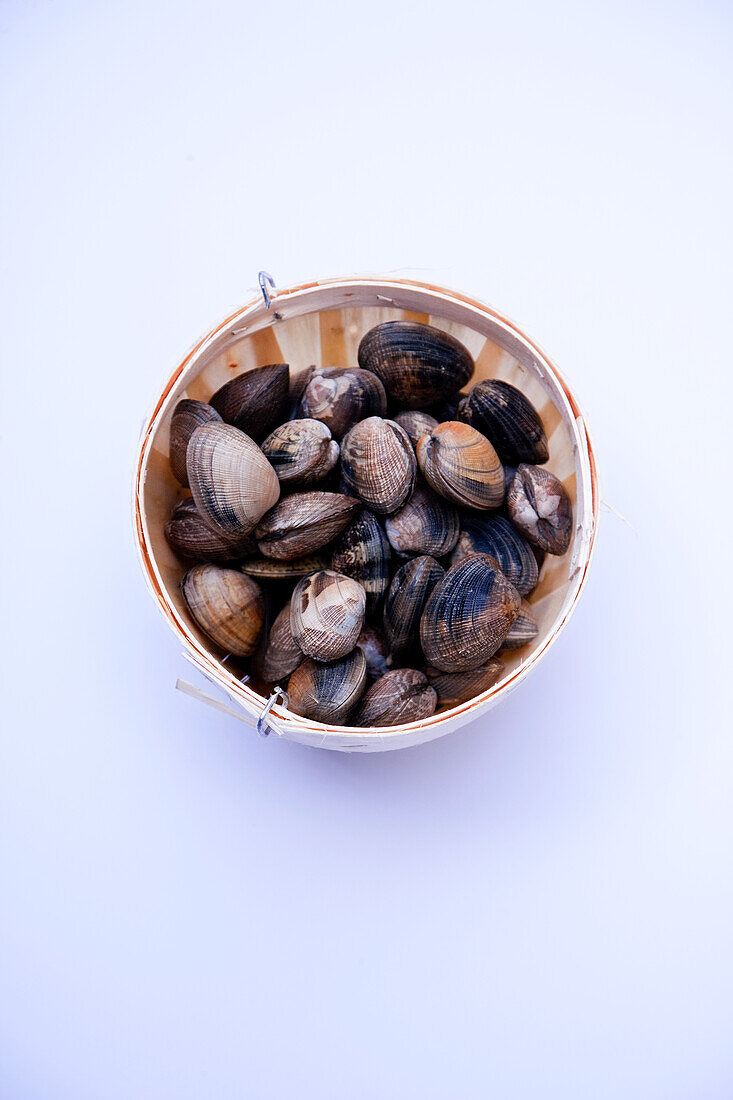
[{"x1": 134, "y1": 275, "x2": 599, "y2": 752}]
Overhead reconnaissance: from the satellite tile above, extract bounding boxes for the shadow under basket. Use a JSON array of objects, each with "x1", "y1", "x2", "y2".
[{"x1": 134, "y1": 275, "x2": 599, "y2": 752}]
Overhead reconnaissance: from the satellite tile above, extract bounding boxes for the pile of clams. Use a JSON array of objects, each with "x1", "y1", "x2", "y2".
[{"x1": 164, "y1": 322, "x2": 573, "y2": 728}]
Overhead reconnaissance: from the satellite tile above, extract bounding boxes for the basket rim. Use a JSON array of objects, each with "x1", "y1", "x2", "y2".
[{"x1": 133, "y1": 274, "x2": 600, "y2": 742}]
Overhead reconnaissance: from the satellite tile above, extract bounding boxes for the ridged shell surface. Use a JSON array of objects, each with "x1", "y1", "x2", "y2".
[
  {"x1": 290, "y1": 569, "x2": 366, "y2": 662},
  {"x1": 255, "y1": 492, "x2": 361, "y2": 560},
  {"x1": 450, "y1": 515, "x2": 539, "y2": 596},
  {"x1": 385, "y1": 484, "x2": 460, "y2": 558},
  {"x1": 165, "y1": 498, "x2": 258, "y2": 563},
  {"x1": 240, "y1": 554, "x2": 329, "y2": 580},
  {"x1": 330, "y1": 509, "x2": 391, "y2": 613},
  {"x1": 186, "y1": 422, "x2": 280, "y2": 538},
  {"x1": 352, "y1": 669, "x2": 437, "y2": 727},
  {"x1": 340, "y1": 416, "x2": 416, "y2": 515},
  {"x1": 297, "y1": 367, "x2": 387, "y2": 439},
  {"x1": 457, "y1": 380, "x2": 549, "y2": 465},
  {"x1": 506, "y1": 464, "x2": 573, "y2": 555},
  {"x1": 209, "y1": 363, "x2": 289, "y2": 441},
  {"x1": 169, "y1": 400, "x2": 222, "y2": 487},
  {"x1": 499, "y1": 599, "x2": 539, "y2": 649},
  {"x1": 259, "y1": 603, "x2": 304, "y2": 683},
  {"x1": 420, "y1": 554, "x2": 521, "y2": 672},
  {"x1": 358, "y1": 321, "x2": 474, "y2": 408},
  {"x1": 181, "y1": 564, "x2": 265, "y2": 657},
  {"x1": 287, "y1": 649, "x2": 367, "y2": 724},
  {"x1": 392, "y1": 410, "x2": 439, "y2": 448},
  {"x1": 383, "y1": 555, "x2": 445, "y2": 659},
  {"x1": 425, "y1": 658, "x2": 504, "y2": 707},
  {"x1": 261, "y1": 419, "x2": 339, "y2": 487},
  {"x1": 416, "y1": 422, "x2": 504, "y2": 510}
]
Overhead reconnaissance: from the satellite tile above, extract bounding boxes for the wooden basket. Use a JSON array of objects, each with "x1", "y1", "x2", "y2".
[{"x1": 133, "y1": 275, "x2": 599, "y2": 752}]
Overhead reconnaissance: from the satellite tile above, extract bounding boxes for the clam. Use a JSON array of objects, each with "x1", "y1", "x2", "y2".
[
  {"x1": 240, "y1": 554, "x2": 329, "y2": 581},
  {"x1": 169, "y1": 399, "x2": 222, "y2": 487},
  {"x1": 356, "y1": 625, "x2": 392, "y2": 679},
  {"x1": 258, "y1": 603, "x2": 304, "y2": 683},
  {"x1": 261, "y1": 419, "x2": 339, "y2": 487},
  {"x1": 392, "y1": 410, "x2": 438, "y2": 448},
  {"x1": 383, "y1": 555, "x2": 445, "y2": 659},
  {"x1": 385, "y1": 484, "x2": 460, "y2": 558},
  {"x1": 209, "y1": 363, "x2": 289, "y2": 442},
  {"x1": 330, "y1": 509, "x2": 391, "y2": 613},
  {"x1": 181, "y1": 564, "x2": 265, "y2": 656},
  {"x1": 449, "y1": 515, "x2": 539, "y2": 596},
  {"x1": 340, "y1": 416, "x2": 416, "y2": 515},
  {"x1": 500, "y1": 599, "x2": 539, "y2": 649},
  {"x1": 290, "y1": 569, "x2": 366, "y2": 662},
  {"x1": 506, "y1": 464, "x2": 573, "y2": 555},
  {"x1": 457, "y1": 380, "x2": 549, "y2": 465},
  {"x1": 255, "y1": 492, "x2": 361, "y2": 560},
  {"x1": 287, "y1": 649, "x2": 367, "y2": 724},
  {"x1": 297, "y1": 367, "x2": 387, "y2": 439},
  {"x1": 358, "y1": 321, "x2": 474, "y2": 408},
  {"x1": 425, "y1": 658, "x2": 504, "y2": 708},
  {"x1": 186, "y1": 421, "x2": 280, "y2": 538},
  {"x1": 416, "y1": 422, "x2": 504, "y2": 510},
  {"x1": 420, "y1": 554, "x2": 521, "y2": 672},
  {"x1": 165, "y1": 497, "x2": 258, "y2": 563},
  {"x1": 352, "y1": 669, "x2": 437, "y2": 727}
]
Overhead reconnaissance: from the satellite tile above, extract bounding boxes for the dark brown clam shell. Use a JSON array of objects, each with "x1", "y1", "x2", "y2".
[
  {"x1": 261, "y1": 419, "x2": 339, "y2": 487},
  {"x1": 340, "y1": 416, "x2": 416, "y2": 515},
  {"x1": 169, "y1": 400, "x2": 222, "y2": 487},
  {"x1": 356, "y1": 625, "x2": 392, "y2": 679},
  {"x1": 330, "y1": 509, "x2": 391, "y2": 614},
  {"x1": 499, "y1": 599, "x2": 539, "y2": 650},
  {"x1": 187, "y1": 421, "x2": 280, "y2": 538},
  {"x1": 506, "y1": 464, "x2": 573, "y2": 555},
  {"x1": 297, "y1": 367, "x2": 387, "y2": 439},
  {"x1": 255, "y1": 492, "x2": 361, "y2": 560},
  {"x1": 450, "y1": 515, "x2": 539, "y2": 596},
  {"x1": 209, "y1": 363, "x2": 289, "y2": 441},
  {"x1": 290, "y1": 570, "x2": 366, "y2": 662},
  {"x1": 383, "y1": 555, "x2": 445, "y2": 660},
  {"x1": 165, "y1": 498, "x2": 258, "y2": 563},
  {"x1": 457, "y1": 380, "x2": 549, "y2": 465},
  {"x1": 358, "y1": 321, "x2": 474, "y2": 409},
  {"x1": 420, "y1": 554, "x2": 521, "y2": 672},
  {"x1": 181, "y1": 564, "x2": 265, "y2": 657},
  {"x1": 352, "y1": 669, "x2": 437, "y2": 727},
  {"x1": 385, "y1": 484, "x2": 460, "y2": 558},
  {"x1": 425, "y1": 658, "x2": 504, "y2": 708},
  {"x1": 258, "y1": 603, "x2": 304, "y2": 683},
  {"x1": 287, "y1": 649, "x2": 367, "y2": 724},
  {"x1": 416, "y1": 422, "x2": 504, "y2": 511},
  {"x1": 240, "y1": 554, "x2": 329, "y2": 580},
  {"x1": 392, "y1": 410, "x2": 439, "y2": 448}
]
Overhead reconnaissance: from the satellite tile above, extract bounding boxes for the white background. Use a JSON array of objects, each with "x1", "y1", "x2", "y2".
[{"x1": 1, "y1": 1, "x2": 732, "y2": 1097}]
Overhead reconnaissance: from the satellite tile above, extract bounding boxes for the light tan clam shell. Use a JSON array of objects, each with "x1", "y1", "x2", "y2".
[
  {"x1": 169, "y1": 400, "x2": 222, "y2": 487},
  {"x1": 261, "y1": 419, "x2": 339, "y2": 487},
  {"x1": 181, "y1": 563, "x2": 265, "y2": 657},
  {"x1": 416, "y1": 421, "x2": 505, "y2": 511},
  {"x1": 290, "y1": 569, "x2": 366, "y2": 662},
  {"x1": 385, "y1": 484, "x2": 460, "y2": 558},
  {"x1": 186, "y1": 421, "x2": 280, "y2": 538},
  {"x1": 287, "y1": 649, "x2": 367, "y2": 723},
  {"x1": 340, "y1": 416, "x2": 416, "y2": 515},
  {"x1": 352, "y1": 669, "x2": 437, "y2": 727},
  {"x1": 255, "y1": 492, "x2": 361, "y2": 561}
]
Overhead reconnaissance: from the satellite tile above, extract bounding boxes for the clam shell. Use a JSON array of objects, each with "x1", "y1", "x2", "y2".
[
  {"x1": 297, "y1": 367, "x2": 387, "y2": 439},
  {"x1": 330, "y1": 509, "x2": 391, "y2": 613},
  {"x1": 169, "y1": 400, "x2": 222, "y2": 487},
  {"x1": 383, "y1": 555, "x2": 445, "y2": 660},
  {"x1": 290, "y1": 569, "x2": 366, "y2": 662},
  {"x1": 385, "y1": 484, "x2": 460, "y2": 558},
  {"x1": 340, "y1": 416, "x2": 416, "y2": 515},
  {"x1": 255, "y1": 492, "x2": 361, "y2": 560},
  {"x1": 499, "y1": 599, "x2": 539, "y2": 650},
  {"x1": 416, "y1": 422, "x2": 504, "y2": 510},
  {"x1": 352, "y1": 669, "x2": 437, "y2": 727},
  {"x1": 261, "y1": 419, "x2": 339, "y2": 487},
  {"x1": 457, "y1": 380, "x2": 549, "y2": 465},
  {"x1": 181, "y1": 563, "x2": 265, "y2": 657},
  {"x1": 356, "y1": 625, "x2": 392, "y2": 680},
  {"x1": 209, "y1": 363, "x2": 289, "y2": 442},
  {"x1": 287, "y1": 649, "x2": 367, "y2": 724},
  {"x1": 392, "y1": 410, "x2": 438, "y2": 448},
  {"x1": 165, "y1": 497, "x2": 258, "y2": 563},
  {"x1": 506, "y1": 464, "x2": 573, "y2": 555},
  {"x1": 425, "y1": 658, "x2": 504, "y2": 708},
  {"x1": 240, "y1": 554, "x2": 329, "y2": 580},
  {"x1": 358, "y1": 321, "x2": 474, "y2": 409},
  {"x1": 259, "y1": 603, "x2": 304, "y2": 683},
  {"x1": 449, "y1": 515, "x2": 539, "y2": 596},
  {"x1": 186, "y1": 422, "x2": 280, "y2": 538},
  {"x1": 420, "y1": 554, "x2": 521, "y2": 672}
]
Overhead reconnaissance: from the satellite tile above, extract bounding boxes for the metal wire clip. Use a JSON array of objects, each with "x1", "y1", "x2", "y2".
[
  {"x1": 258, "y1": 270, "x2": 276, "y2": 310},
  {"x1": 257, "y1": 686, "x2": 289, "y2": 738}
]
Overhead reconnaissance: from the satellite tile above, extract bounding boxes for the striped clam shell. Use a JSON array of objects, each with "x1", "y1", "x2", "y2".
[
  {"x1": 209, "y1": 363, "x2": 289, "y2": 442},
  {"x1": 255, "y1": 492, "x2": 361, "y2": 561},
  {"x1": 385, "y1": 483, "x2": 460, "y2": 558},
  {"x1": 507, "y1": 464, "x2": 573, "y2": 555},
  {"x1": 500, "y1": 599, "x2": 539, "y2": 650},
  {"x1": 352, "y1": 669, "x2": 437, "y2": 727},
  {"x1": 186, "y1": 421, "x2": 280, "y2": 538},
  {"x1": 358, "y1": 321, "x2": 474, "y2": 409},
  {"x1": 457, "y1": 380, "x2": 549, "y2": 465},
  {"x1": 425, "y1": 657, "x2": 505, "y2": 708},
  {"x1": 261, "y1": 419, "x2": 339, "y2": 487},
  {"x1": 330, "y1": 509, "x2": 391, "y2": 614},
  {"x1": 450, "y1": 515, "x2": 539, "y2": 596},
  {"x1": 169, "y1": 399, "x2": 222, "y2": 487},
  {"x1": 290, "y1": 570, "x2": 366, "y2": 662},
  {"x1": 416, "y1": 422, "x2": 504, "y2": 511},
  {"x1": 258, "y1": 603, "x2": 304, "y2": 683},
  {"x1": 165, "y1": 497, "x2": 258, "y2": 563},
  {"x1": 287, "y1": 649, "x2": 367, "y2": 724},
  {"x1": 181, "y1": 563, "x2": 265, "y2": 657},
  {"x1": 340, "y1": 416, "x2": 416, "y2": 515},
  {"x1": 297, "y1": 367, "x2": 387, "y2": 439},
  {"x1": 420, "y1": 554, "x2": 521, "y2": 672},
  {"x1": 240, "y1": 554, "x2": 329, "y2": 580},
  {"x1": 383, "y1": 555, "x2": 445, "y2": 660},
  {"x1": 392, "y1": 410, "x2": 439, "y2": 448}
]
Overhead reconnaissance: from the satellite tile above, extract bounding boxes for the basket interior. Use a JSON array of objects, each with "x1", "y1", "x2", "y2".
[{"x1": 137, "y1": 280, "x2": 592, "y2": 741}]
